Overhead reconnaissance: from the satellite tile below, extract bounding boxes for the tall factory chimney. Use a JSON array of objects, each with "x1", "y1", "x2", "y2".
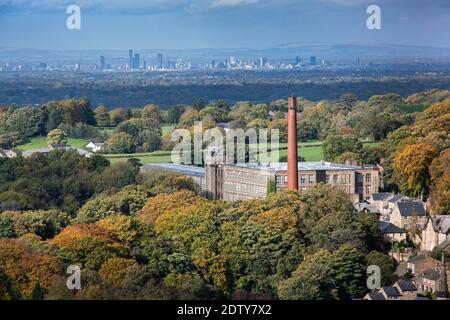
[{"x1": 287, "y1": 96, "x2": 299, "y2": 191}]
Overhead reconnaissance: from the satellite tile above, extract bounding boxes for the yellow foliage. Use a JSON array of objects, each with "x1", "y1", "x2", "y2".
[
  {"x1": 139, "y1": 191, "x2": 205, "y2": 226},
  {"x1": 98, "y1": 258, "x2": 136, "y2": 285}
]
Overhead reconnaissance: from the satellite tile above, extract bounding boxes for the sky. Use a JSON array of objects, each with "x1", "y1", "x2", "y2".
[{"x1": 0, "y1": 0, "x2": 450, "y2": 50}]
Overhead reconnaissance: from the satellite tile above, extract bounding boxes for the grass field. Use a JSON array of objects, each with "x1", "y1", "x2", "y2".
[
  {"x1": 17, "y1": 137, "x2": 89, "y2": 151},
  {"x1": 17, "y1": 127, "x2": 381, "y2": 165},
  {"x1": 105, "y1": 150, "x2": 172, "y2": 164}
]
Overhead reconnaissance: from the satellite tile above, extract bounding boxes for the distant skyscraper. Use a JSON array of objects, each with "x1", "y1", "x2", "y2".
[
  {"x1": 295, "y1": 56, "x2": 302, "y2": 65},
  {"x1": 100, "y1": 55, "x2": 106, "y2": 70},
  {"x1": 259, "y1": 57, "x2": 267, "y2": 67},
  {"x1": 157, "y1": 53, "x2": 163, "y2": 69},
  {"x1": 128, "y1": 49, "x2": 134, "y2": 70},
  {"x1": 143, "y1": 61, "x2": 147, "y2": 70},
  {"x1": 133, "y1": 53, "x2": 140, "y2": 69},
  {"x1": 310, "y1": 56, "x2": 317, "y2": 65}
]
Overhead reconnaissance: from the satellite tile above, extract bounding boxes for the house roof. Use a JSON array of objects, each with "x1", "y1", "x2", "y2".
[
  {"x1": 408, "y1": 254, "x2": 427, "y2": 264},
  {"x1": 371, "y1": 193, "x2": 393, "y2": 201},
  {"x1": 379, "y1": 221, "x2": 406, "y2": 234},
  {"x1": 388, "y1": 195, "x2": 407, "y2": 203},
  {"x1": 381, "y1": 287, "x2": 401, "y2": 297},
  {"x1": 396, "y1": 279, "x2": 417, "y2": 292},
  {"x1": 420, "y1": 269, "x2": 440, "y2": 281},
  {"x1": 366, "y1": 292, "x2": 386, "y2": 300},
  {"x1": 396, "y1": 200, "x2": 426, "y2": 217},
  {"x1": 355, "y1": 203, "x2": 376, "y2": 213},
  {"x1": 436, "y1": 240, "x2": 450, "y2": 250},
  {"x1": 88, "y1": 139, "x2": 105, "y2": 145},
  {"x1": 433, "y1": 216, "x2": 450, "y2": 235}
]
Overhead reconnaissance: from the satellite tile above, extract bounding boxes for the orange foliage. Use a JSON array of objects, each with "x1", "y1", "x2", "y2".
[
  {"x1": 0, "y1": 239, "x2": 61, "y2": 297},
  {"x1": 50, "y1": 224, "x2": 115, "y2": 250}
]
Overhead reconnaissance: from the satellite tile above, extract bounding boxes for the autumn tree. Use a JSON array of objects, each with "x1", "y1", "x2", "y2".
[
  {"x1": 394, "y1": 143, "x2": 439, "y2": 198},
  {"x1": 0, "y1": 239, "x2": 62, "y2": 298}
]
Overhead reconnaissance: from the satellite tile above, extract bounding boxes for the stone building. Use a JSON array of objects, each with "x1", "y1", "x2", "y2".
[
  {"x1": 421, "y1": 215, "x2": 450, "y2": 252},
  {"x1": 142, "y1": 161, "x2": 381, "y2": 203}
]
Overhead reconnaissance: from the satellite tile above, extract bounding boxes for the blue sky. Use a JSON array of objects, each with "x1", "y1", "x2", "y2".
[{"x1": 0, "y1": 0, "x2": 450, "y2": 49}]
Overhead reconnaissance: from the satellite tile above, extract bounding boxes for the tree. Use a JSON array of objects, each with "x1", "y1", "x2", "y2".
[
  {"x1": 103, "y1": 132, "x2": 136, "y2": 154},
  {"x1": 4, "y1": 107, "x2": 46, "y2": 138},
  {"x1": 0, "y1": 210, "x2": 70, "y2": 240},
  {"x1": 328, "y1": 244, "x2": 366, "y2": 299},
  {"x1": 50, "y1": 224, "x2": 126, "y2": 270},
  {"x1": 322, "y1": 134, "x2": 363, "y2": 162},
  {"x1": 140, "y1": 170, "x2": 200, "y2": 194},
  {"x1": 428, "y1": 149, "x2": 450, "y2": 215},
  {"x1": 47, "y1": 129, "x2": 67, "y2": 146},
  {"x1": 277, "y1": 249, "x2": 337, "y2": 300},
  {"x1": 99, "y1": 258, "x2": 137, "y2": 285},
  {"x1": 94, "y1": 105, "x2": 110, "y2": 127},
  {"x1": 179, "y1": 107, "x2": 199, "y2": 127},
  {"x1": 94, "y1": 161, "x2": 140, "y2": 194},
  {"x1": 77, "y1": 185, "x2": 151, "y2": 223},
  {"x1": 365, "y1": 251, "x2": 398, "y2": 286},
  {"x1": 268, "y1": 118, "x2": 288, "y2": 143},
  {"x1": 394, "y1": 143, "x2": 439, "y2": 198},
  {"x1": 0, "y1": 239, "x2": 62, "y2": 298},
  {"x1": 166, "y1": 105, "x2": 186, "y2": 124},
  {"x1": 109, "y1": 108, "x2": 129, "y2": 126}
]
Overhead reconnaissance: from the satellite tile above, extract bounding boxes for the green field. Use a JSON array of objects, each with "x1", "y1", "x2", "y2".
[
  {"x1": 17, "y1": 137, "x2": 89, "y2": 151},
  {"x1": 17, "y1": 128, "x2": 381, "y2": 165},
  {"x1": 105, "y1": 150, "x2": 172, "y2": 164}
]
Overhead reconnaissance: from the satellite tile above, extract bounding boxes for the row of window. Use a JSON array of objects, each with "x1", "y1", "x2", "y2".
[
  {"x1": 325, "y1": 174, "x2": 353, "y2": 184},
  {"x1": 275, "y1": 175, "x2": 315, "y2": 185},
  {"x1": 225, "y1": 170, "x2": 266, "y2": 184},
  {"x1": 223, "y1": 180, "x2": 266, "y2": 195}
]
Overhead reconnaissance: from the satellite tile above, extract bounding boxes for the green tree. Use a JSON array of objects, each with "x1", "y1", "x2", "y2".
[
  {"x1": 365, "y1": 251, "x2": 398, "y2": 286},
  {"x1": 322, "y1": 134, "x2": 363, "y2": 162},
  {"x1": 47, "y1": 129, "x2": 68, "y2": 146},
  {"x1": 104, "y1": 132, "x2": 136, "y2": 154},
  {"x1": 94, "y1": 105, "x2": 110, "y2": 127}
]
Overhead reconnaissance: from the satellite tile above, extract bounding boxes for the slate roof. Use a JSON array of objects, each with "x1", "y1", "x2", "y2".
[
  {"x1": 366, "y1": 292, "x2": 386, "y2": 300},
  {"x1": 371, "y1": 193, "x2": 393, "y2": 201},
  {"x1": 381, "y1": 287, "x2": 401, "y2": 297},
  {"x1": 379, "y1": 221, "x2": 406, "y2": 234},
  {"x1": 436, "y1": 240, "x2": 450, "y2": 250},
  {"x1": 396, "y1": 279, "x2": 417, "y2": 292},
  {"x1": 408, "y1": 254, "x2": 427, "y2": 264},
  {"x1": 388, "y1": 195, "x2": 407, "y2": 203},
  {"x1": 420, "y1": 269, "x2": 440, "y2": 281},
  {"x1": 396, "y1": 200, "x2": 426, "y2": 217},
  {"x1": 433, "y1": 216, "x2": 450, "y2": 234}
]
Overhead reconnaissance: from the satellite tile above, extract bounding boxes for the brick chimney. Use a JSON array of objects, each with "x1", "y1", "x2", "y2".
[{"x1": 287, "y1": 96, "x2": 298, "y2": 191}]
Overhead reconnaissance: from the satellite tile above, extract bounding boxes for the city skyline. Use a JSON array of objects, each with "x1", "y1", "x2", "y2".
[{"x1": 1, "y1": 0, "x2": 450, "y2": 50}]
